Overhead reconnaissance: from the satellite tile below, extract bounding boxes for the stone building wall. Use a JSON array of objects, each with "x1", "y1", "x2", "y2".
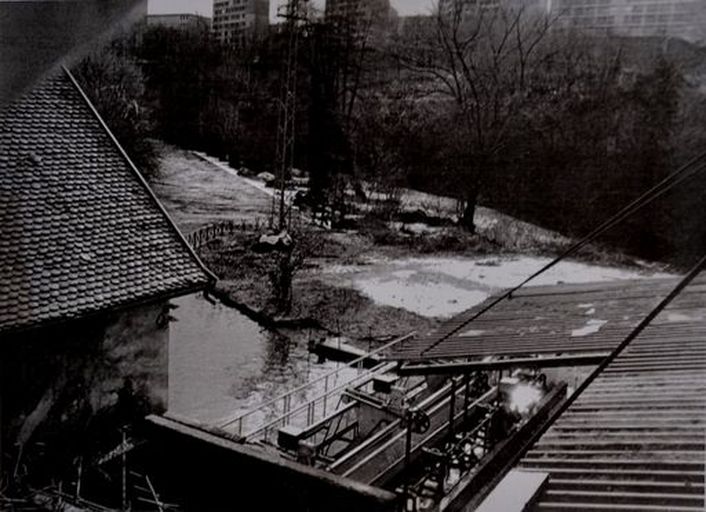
[{"x1": 0, "y1": 300, "x2": 170, "y2": 483}]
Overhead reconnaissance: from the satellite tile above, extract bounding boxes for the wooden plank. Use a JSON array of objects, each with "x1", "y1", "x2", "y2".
[
  {"x1": 548, "y1": 479, "x2": 704, "y2": 495},
  {"x1": 537, "y1": 502, "x2": 703, "y2": 511},
  {"x1": 542, "y1": 489, "x2": 704, "y2": 507},
  {"x1": 519, "y1": 467, "x2": 705, "y2": 482},
  {"x1": 539, "y1": 440, "x2": 706, "y2": 447},
  {"x1": 520, "y1": 458, "x2": 704, "y2": 470}
]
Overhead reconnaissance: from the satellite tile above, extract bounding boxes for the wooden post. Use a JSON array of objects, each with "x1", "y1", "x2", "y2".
[
  {"x1": 0, "y1": 363, "x2": 3, "y2": 480},
  {"x1": 448, "y1": 378, "x2": 457, "y2": 442},
  {"x1": 463, "y1": 373, "x2": 470, "y2": 423},
  {"x1": 121, "y1": 429, "x2": 127, "y2": 511},
  {"x1": 76, "y1": 457, "x2": 83, "y2": 500},
  {"x1": 403, "y1": 410, "x2": 413, "y2": 505}
]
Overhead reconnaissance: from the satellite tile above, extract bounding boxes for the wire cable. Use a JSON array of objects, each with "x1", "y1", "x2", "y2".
[{"x1": 421, "y1": 150, "x2": 706, "y2": 356}]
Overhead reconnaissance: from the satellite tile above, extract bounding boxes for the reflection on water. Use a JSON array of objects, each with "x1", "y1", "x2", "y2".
[{"x1": 168, "y1": 293, "x2": 342, "y2": 426}]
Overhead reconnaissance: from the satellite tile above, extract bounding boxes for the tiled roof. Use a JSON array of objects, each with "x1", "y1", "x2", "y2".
[
  {"x1": 517, "y1": 273, "x2": 706, "y2": 511},
  {"x1": 0, "y1": 68, "x2": 213, "y2": 334},
  {"x1": 390, "y1": 277, "x2": 679, "y2": 361}
]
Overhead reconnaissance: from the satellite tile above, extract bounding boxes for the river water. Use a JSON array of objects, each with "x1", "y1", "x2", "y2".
[
  {"x1": 153, "y1": 148, "x2": 357, "y2": 429},
  {"x1": 167, "y1": 293, "x2": 348, "y2": 427}
]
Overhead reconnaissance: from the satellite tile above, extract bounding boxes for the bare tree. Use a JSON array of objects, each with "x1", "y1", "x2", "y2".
[
  {"x1": 306, "y1": 3, "x2": 390, "y2": 219},
  {"x1": 74, "y1": 40, "x2": 157, "y2": 177},
  {"x1": 393, "y1": 1, "x2": 556, "y2": 231}
]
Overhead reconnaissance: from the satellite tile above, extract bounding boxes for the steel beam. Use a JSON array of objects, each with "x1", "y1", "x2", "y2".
[{"x1": 397, "y1": 353, "x2": 609, "y2": 376}]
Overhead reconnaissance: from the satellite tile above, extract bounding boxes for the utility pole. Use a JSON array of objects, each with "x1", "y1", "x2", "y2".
[{"x1": 272, "y1": 0, "x2": 309, "y2": 232}]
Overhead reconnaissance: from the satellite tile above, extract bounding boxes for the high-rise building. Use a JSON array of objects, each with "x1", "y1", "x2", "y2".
[
  {"x1": 212, "y1": 0, "x2": 270, "y2": 44},
  {"x1": 147, "y1": 13, "x2": 211, "y2": 31},
  {"x1": 551, "y1": 0, "x2": 706, "y2": 42},
  {"x1": 437, "y1": 0, "x2": 705, "y2": 43},
  {"x1": 437, "y1": 0, "x2": 551, "y2": 22},
  {"x1": 325, "y1": 0, "x2": 396, "y2": 30}
]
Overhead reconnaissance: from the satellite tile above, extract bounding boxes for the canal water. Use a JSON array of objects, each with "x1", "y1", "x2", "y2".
[{"x1": 168, "y1": 293, "x2": 348, "y2": 427}]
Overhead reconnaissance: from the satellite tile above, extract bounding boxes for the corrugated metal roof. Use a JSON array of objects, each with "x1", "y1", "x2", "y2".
[
  {"x1": 390, "y1": 277, "x2": 682, "y2": 362},
  {"x1": 518, "y1": 274, "x2": 706, "y2": 511},
  {"x1": 0, "y1": 69, "x2": 213, "y2": 334}
]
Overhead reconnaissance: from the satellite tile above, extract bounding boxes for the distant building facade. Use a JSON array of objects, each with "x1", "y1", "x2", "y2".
[
  {"x1": 212, "y1": 0, "x2": 270, "y2": 44},
  {"x1": 147, "y1": 13, "x2": 211, "y2": 30},
  {"x1": 395, "y1": 14, "x2": 435, "y2": 37},
  {"x1": 437, "y1": 0, "x2": 552, "y2": 23},
  {"x1": 325, "y1": 0, "x2": 390, "y2": 18},
  {"x1": 551, "y1": 0, "x2": 706, "y2": 42},
  {"x1": 438, "y1": 0, "x2": 705, "y2": 43},
  {"x1": 325, "y1": 0, "x2": 397, "y2": 27}
]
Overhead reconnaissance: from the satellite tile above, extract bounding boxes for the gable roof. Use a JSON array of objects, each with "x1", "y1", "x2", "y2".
[{"x1": 0, "y1": 68, "x2": 214, "y2": 335}]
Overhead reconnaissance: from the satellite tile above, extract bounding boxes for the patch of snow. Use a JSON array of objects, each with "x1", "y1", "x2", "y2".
[
  {"x1": 389, "y1": 222, "x2": 444, "y2": 234},
  {"x1": 577, "y1": 304, "x2": 596, "y2": 315},
  {"x1": 421, "y1": 257, "x2": 672, "y2": 289},
  {"x1": 571, "y1": 319, "x2": 608, "y2": 337},
  {"x1": 458, "y1": 329, "x2": 485, "y2": 337},
  {"x1": 392, "y1": 270, "x2": 416, "y2": 279},
  {"x1": 354, "y1": 277, "x2": 489, "y2": 318},
  {"x1": 665, "y1": 312, "x2": 705, "y2": 323},
  {"x1": 194, "y1": 151, "x2": 300, "y2": 204},
  {"x1": 474, "y1": 216, "x2": 499, "y2": 230},
  {"x1": 404, "y1": 223, "x2": 442, "y2": 234},
  {"x1": 318, "y1": 255, "x2": 673, "y2": 319}
]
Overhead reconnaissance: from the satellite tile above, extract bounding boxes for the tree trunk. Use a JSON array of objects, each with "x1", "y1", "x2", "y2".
[
  {"x1": 460, "y1": 187, "x2": 479, "y2": 233},
  {"x1": 277, "y1": 251, "x2": 294, "y2": 314}
]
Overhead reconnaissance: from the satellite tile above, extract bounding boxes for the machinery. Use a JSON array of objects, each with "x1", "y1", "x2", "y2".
[{"x1": 266, "y1": 364, "x2": 562, "y2": 512}]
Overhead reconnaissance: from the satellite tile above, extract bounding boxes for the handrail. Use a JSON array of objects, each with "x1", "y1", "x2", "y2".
[
  {"x1": 218, "y1": 332, "x2": 416, "y2": 431},
  {"x1": 245, "y1": 362, "x2": 397, "y2": 441}
]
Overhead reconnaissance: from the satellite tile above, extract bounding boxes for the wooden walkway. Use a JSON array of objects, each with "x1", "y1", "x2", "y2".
[
  {"x1": 390, "y1": 277, "x2": 681, "y2": 362},
  {"x1": 518, "y1": 274, "x2": 706, "y2": 511}
]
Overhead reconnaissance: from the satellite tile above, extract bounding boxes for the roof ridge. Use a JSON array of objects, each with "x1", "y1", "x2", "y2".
[{"x1": 61, "y1": 65, "x2": 217, "y2": 286}]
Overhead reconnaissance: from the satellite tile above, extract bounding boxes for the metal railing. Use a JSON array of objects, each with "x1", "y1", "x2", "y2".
[
  {"x1": 186, "y1": 219, "x2": 267, "y2": 249},
  {"x1": 252, "y1": 362, "x2": 397, "y2": 445},
  {"x1": 218, "y1": 332, "x2": 415, "y2": 439}
]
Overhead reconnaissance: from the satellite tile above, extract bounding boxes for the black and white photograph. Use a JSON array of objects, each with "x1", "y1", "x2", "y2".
[{"x1": 1, "y1": 0, "x2": 705, "y2": 510}]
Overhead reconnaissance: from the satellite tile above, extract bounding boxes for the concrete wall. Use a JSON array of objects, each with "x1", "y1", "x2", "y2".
[
  {"x1": 145, "y1": 415, "x2": 399, "y2": 512},
  {"x1": 0, "y1": 300, "x2": 169, "y2": 482}
]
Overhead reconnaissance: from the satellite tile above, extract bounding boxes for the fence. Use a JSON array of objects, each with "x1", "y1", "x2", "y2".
[
  {"x1": 185, "y1": 219, "x2": 267, "y2": 249},
  {"x1": 185, "y1": 209, "x2": 330, "y2": 250}
]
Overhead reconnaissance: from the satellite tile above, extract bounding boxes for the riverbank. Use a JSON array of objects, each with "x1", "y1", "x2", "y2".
[
  {"x1": 153, "y1": 144, "x2": 673, "y2": 345},
  {"x1": 154, "y1": 143, "x2": 674, "y2": 428},
  {"x1": 197, "y1": 224, "x2": 672, "y2": 345},
  {"x1": 199, "y1": 227, "x2": 443, "y2": 340}
]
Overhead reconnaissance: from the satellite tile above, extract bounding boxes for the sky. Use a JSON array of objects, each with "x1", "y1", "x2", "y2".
[{"x1": 148, "y1": 0, "x2": 435, "y2": 21}]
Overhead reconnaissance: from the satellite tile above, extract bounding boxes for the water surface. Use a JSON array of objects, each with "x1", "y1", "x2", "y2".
[{"x1": 169, "y1": 294, "x2": 347, "y2": 426}]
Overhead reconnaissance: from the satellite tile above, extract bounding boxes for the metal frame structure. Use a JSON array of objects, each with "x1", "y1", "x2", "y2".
[{"x1": 397, "y1": 353, "x2": 609, "y2": 376}]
